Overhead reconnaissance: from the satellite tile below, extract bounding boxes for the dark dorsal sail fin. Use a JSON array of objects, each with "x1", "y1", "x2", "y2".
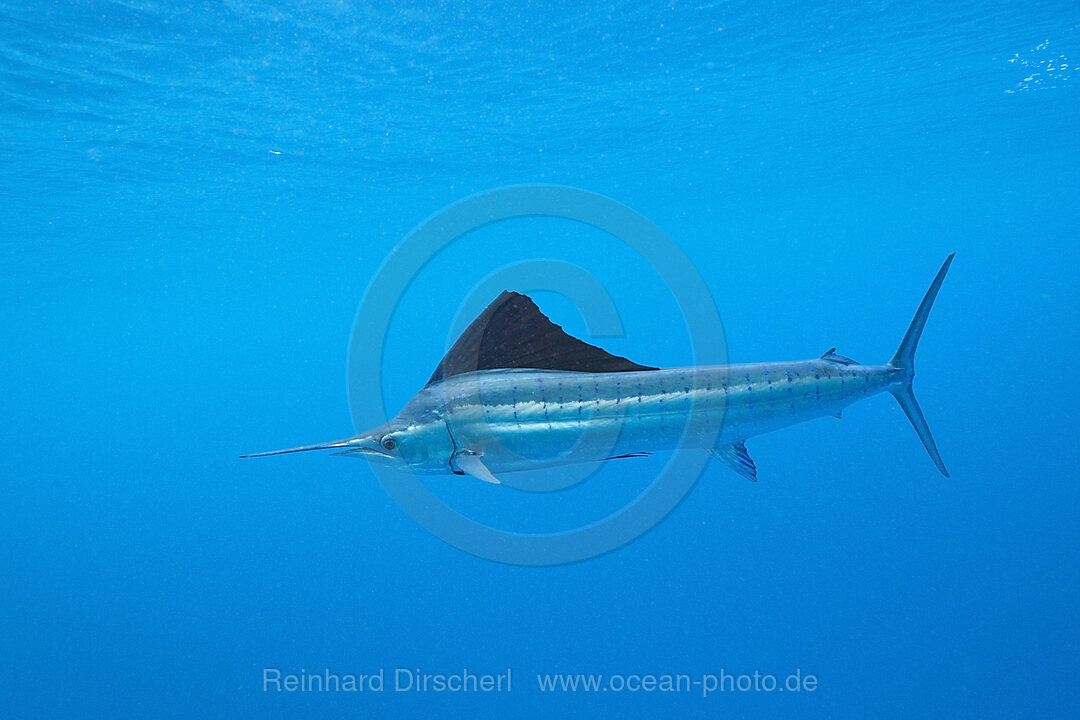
[{"x1": 426, "y1": 291, "x2": 657, "y2": 387}]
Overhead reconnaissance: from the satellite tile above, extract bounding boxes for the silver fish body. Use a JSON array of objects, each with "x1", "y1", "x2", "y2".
[{"x1": 409, "y1": 360, "x2": 902, "y2": 475}]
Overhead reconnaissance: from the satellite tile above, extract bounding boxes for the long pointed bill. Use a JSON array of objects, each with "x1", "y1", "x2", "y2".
[{"x1": 239, "y1": 437, "x2": 361, "y2": 459}]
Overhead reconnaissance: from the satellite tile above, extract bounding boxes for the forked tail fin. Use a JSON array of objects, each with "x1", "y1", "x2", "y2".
[{"x1": 888, "y1": 253, "x2": 955, "y2": 477}]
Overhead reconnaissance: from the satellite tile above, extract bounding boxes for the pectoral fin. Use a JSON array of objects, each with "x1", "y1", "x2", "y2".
[
  {"x1": 709, "y1": 442, "x2": 758, "y2": 482},
  {"x1": 602, "y1": 452, "x2": 652, "y2": 460},
  {"x1": 455, "y1": 452, "x2": 501, "y2": 484}
]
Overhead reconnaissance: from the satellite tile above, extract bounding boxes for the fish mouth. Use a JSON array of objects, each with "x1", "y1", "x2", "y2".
[
  {"x1": 333, "y1": 445, "x2": 394, "y2": 458},
  {"x1": 240, "y1": 435, "x2": 391, "y2": 459}
]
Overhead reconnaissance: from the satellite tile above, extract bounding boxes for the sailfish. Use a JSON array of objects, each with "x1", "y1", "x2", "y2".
[{"x1": 242, "y1": 255, "x2": 955, "y2": 483}]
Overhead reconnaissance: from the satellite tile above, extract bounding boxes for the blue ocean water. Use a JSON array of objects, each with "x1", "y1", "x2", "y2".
[{"x1": 3, "y1": 1, "x2": 1079, "y2": 717}]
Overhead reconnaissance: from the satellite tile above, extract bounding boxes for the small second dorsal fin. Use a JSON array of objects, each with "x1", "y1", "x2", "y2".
[
  {"x1": 426, "y1": 291, "x2": 658, "y2": 387},
  {"x1": 821, "y1": 347, "x2": 858, "y2": 365}
]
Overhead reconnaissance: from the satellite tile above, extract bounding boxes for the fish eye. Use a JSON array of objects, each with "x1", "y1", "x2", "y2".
[{"x1": 380, "y1": 435, "x2": 397, "y2": 451}]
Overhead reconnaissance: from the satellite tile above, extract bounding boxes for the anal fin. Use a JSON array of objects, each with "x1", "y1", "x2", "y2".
[{"x1": 709, "y1": 441, "x2": 758, "y2": 482}]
